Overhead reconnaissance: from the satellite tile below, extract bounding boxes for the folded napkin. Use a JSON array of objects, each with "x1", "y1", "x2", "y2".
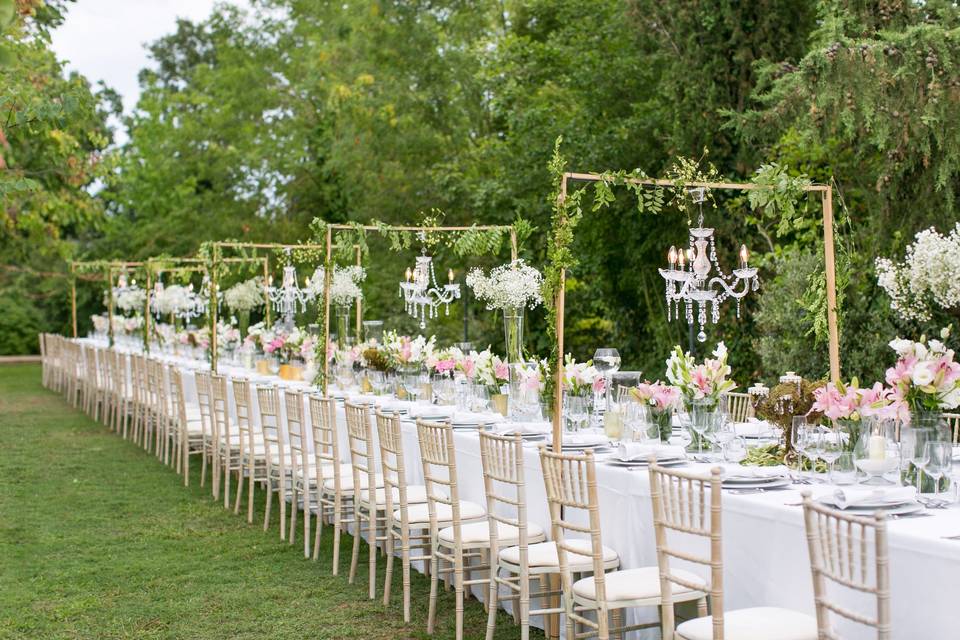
[
  {"x1": 408, "y1": 404, "x2": 456, "y2": 419},
  {"x1": 562, "y1": 433, "x2": 609, "y2": 447},
  {"x1": 615, "y1": 442, "x2": 685, "y2": 462},
  {"x1": 828, "y1": 485, "x2": 916, "y2": 510},
  {"x1": 347, "y1": 394, "x2": 378, "y2": 405},
  {"x1": 380, "y1": 400, "x2": 414, "y2": 414},
  {"x1": 733, "y1": 419, "x2": 772, "y2": 438},
  {"x1": 498, "y1": 421, "x2": 551, "y2": 436},
  {"x1": 450, "y1": 411, "x2": 503, "y2": 425},
  {"x1": 719, "y1": 463, "x2": 790, "y2": 480}
]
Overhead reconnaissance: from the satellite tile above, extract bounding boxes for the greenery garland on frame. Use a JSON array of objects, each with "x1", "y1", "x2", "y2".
[{"x1": 541, "y1": 136, "x2": 825, "y2": 404}]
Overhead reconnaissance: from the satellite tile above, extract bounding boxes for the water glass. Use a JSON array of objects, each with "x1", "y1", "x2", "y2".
[
  {"x1": 723, "y1": 436, "x2": 747, "y2": 463},
  {"x1": 471, "y1": 384, "x2": 491, "y2": 413},
  {"x1": 831, "y1": 452, "x2": 858, "y2": 485},
  {"x1": 924, "y1": 441, "x2": 951, "y2": 498},
  {"x1": 564, "y1": 395, "x2": 589, "y2": 433}
]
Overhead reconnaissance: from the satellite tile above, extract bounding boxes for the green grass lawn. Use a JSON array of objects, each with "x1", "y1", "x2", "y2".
[{"x1": 0, "y1": 364, "x2": 540, "y2": 639}]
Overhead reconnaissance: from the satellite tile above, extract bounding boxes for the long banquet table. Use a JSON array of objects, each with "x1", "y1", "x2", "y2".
[{"x1": 89, "y1": 341, "x2": 960, "y2": 639}]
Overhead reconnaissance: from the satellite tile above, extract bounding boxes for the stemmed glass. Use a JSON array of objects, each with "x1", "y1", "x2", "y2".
[
  {"x1": 819, "y1": 427, "x2": 842, "y2": 483},
  {"x1": 689, "y1": 412, "x2": 714, "y2": 459},
  {"x1": 791, "y1": 417, "x2": 812, "y2": 481},
  {"x1": 267, "y1": 356, "x2": 281, "y2": 376},
  {"x1": 924, "y1": 442, "x2": 951, "y2": 500},
  {"x1": 902, "y1": 428, "x2": 932, "y2": 492},
  {"x1": 471, "y1": 384, "x2": 491, "y2": 413},
  {"x1": 403, "y1": 373, "x2": 427, "y2": 403},
  {"x1": 564, "y1": 395, "x2": 589, "y2": 434},
  {"x1": 706, "y1": 419, "x2": 734, "y2": 462}
]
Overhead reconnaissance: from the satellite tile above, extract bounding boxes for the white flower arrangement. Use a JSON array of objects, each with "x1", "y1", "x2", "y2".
[
  {"x1": 466, "y1": 259, "x2": 543, "y2": 311},
  {"x1": 665, "y1": 342, "x2": 737, "y2": 405},
  {"x1": 305, "y1": 265, "x2": 366, "y2": 306},
  {"x1": 152, "y1": 284, "x2": 196, "y2": 316},
  {"x1": 223, "y1": 277, "x2": 265, "y2": 312},
  {"x1": 876, "y1": 223, "x2": 960, "y2": 322},
  {"x1": 382, "y1": 330, "x2": 436, "y2": 368},
  {"x1": 217, "y1": 320, "x2": 243, "y2": 350},
  {"x1": 562, "y1": 355, "x2": 605, "y2": 395},
  {"x1": 115, "y1": 286, "x2": 146, "y2": 313},
  {"x1": 91, "y1": 314, "x2": 110, "y2": 334}
]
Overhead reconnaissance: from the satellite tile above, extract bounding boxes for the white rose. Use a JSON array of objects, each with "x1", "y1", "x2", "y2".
[
  {"x1": 911, "y1": 362, "x2": 935, "y2": 387},
  {"x1": 939, "y1": 386, "x2": 960, "y2": 410},
  {"x1": 928, "y1": 339, "x2": 946, "y2": 355}
]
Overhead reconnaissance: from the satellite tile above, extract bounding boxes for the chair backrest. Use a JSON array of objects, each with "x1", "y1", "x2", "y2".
[
  {"x1": 648, "y1": 462, "x2": 723, "y2": 638},
  {"x1": 284, "y1": 389, "x2": 308, "y2": 479},
  {"x1": 210, "y1": 373, "x2": 231, "y2": 445},
  {"x1": 345, "y1": 401, "x2": 377, "y2": 505},
  {"x1": 375, "y1": 409, "x2": 409, "y2": 519},
  {"x1": 194, "y1": 370, "x2": 215, "y2": 443},
  {"x1": 417, "y1": 420, "x2": 464, "y2": 536},
  {"x1": 130, "y1": 353, "x2": 146, "y2": 407},
  {"x1": 539, "y1": 448, "x2": 609, "y2": 633},
  {"x1": 722, "y1": 391, "x2": 753, "y2": 423},
  {"x1": 256, "y1": 384, "x2": 284, "y2": 461},
  {"x1": 946, "y1": 412, "x2": 960, "y2": 444},
  {"x1": 168, "y1": 366, "x2": 189, "y2": 429},
  {"x1": 479, "y1": 429, "x2": 531, "y2": 554},
  {"x1": 231, "y1": 377, "x2": 255, "y2": 447},
  {"x1": 113, "y1": 350, "x2": 128, "y2": 397},
  {"x1": 151, "y1": 358, "x2": 171, "y2": 423},
  {"x1": 308, "y1": 395, "x2": 340, "y2": 490},
  {"x1": 802, "y1": 492, "x2": 890, "y2": 639}
]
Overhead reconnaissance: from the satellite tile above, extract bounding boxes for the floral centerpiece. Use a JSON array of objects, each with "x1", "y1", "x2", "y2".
[
  {"x1": 122, "y1": 315, "x2": 144, "y2": 335},
  {"x1": 561, "y1": 355, "x2": 605, "y2": 396},
  {"x1": 307, "y1": 265, "x2": 365, "y2": 343},
  {"x1": 666, "y1": 342, "x2": 736, "y2": 451},
  {"x1": 115, "y1": 286, "x2": 146, "y2": 315},
  {"x1": 223, "y1": 277, "x2": 264, "y2": 335},
  {"x1": 426, "y1": 347, "x2": 460, "y2": 377},
  {"x1": 151, "y1": 284, "x2": 196, "y2": 319},
  {"x1": 876, "y1": 223, "x2": 960, "y2": 322},
  {"x1": 361, "y1": 344, "x2": 394, "y2": 373},
  {"x1": 630, "y1": 381, "x2": 680, "y2": 441},
  {"x1": 466, "y1": 259, "x2": 543, "y2": 362},
  {"x1": 885, "y1": 328, "x2": 960, "y2": 426},
  {"x1": 382, "y1": 331, "x2": 436, "y2": 372},
  {"x1": 810, "y1": 379, "x2": 892, "y2": 454},
  {"x1": 217, "y1": 320, "x2": 243, "y2": 353}
]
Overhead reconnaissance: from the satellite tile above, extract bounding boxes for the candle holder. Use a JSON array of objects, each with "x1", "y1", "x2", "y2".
[{"x1": 853, "y1": 418, "x2": 899, "y2": 485}]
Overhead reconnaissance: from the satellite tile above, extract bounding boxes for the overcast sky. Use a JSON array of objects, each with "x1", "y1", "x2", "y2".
[{"x1": 50, "y1": 1, "x2": 244, "y2": 143}]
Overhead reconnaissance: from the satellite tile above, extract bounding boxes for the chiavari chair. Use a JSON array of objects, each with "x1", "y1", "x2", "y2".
[
  {"x1": 194, "y1": 370, "x2": 216, "y2": 490},
  {"x1": 168, "y1": 365, "x2": 204, "y2": 484},
  {"x1": 257, "y1": 384, "x2": 292, "y2": 540},
  {"x1": 417, "y1": 420, "x2": 487, "y2": 640},
  {"x1": 945, "y1": 412, "x2": 960, "y2": 444},
  {"x1": 284, "y1": 389, "x2": 311, "y2": 555},
  {"x1": 802, "y1": 491, "x2": 891, "y2": 639},
  {"x1": 231, "y1": 377, "x2": 268, "y2": 523},
  {"x1": 308, "y1": 395, "x2": 354, "y2": 573},
  {"x1": 345, "y1": 401, "x2": 388, "y2": 598},
  {"x1": 648, "y1": 461, "x2": 816, "y2": 640},
  {"x1": 481, "y1": 430, "x2": 575, "y2": 640},
  {"x1": 721, "y1": 391, "x2": 753, "y2": 424},
  {"x1": 376, "y1": 409, "x2": 433, "y2": 621}
]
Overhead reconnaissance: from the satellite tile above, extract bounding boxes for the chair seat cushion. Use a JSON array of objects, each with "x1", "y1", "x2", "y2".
[
  {"x1": 499, "y1": 539, "x2": 619, "y2": 570},
  {"x1": 573, "y1": 566, "x2": 705, "y2": 603},
  {"x1": 440, "y1": 520, "x2": 546, "y2": 545},
  {"x1": 676, "y1": 607, "x2": 818, "y2": 640},
  {"x1": 398, "y1": 500, "x2": 485, "y2": 525},
  {"x1": 360, "y1": 484, "x2": 432, "y2": 507},
  {"x1": 323, "y1": 473, "x2": 383, "y2": 492}
]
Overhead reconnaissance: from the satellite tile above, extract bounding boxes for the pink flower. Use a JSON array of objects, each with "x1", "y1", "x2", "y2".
[
  {"x1": 592, "y1": 376, "x2": 606, "y2": 394},
  {"x1": 494, "y1": 360, "x2": 509, "y2": 381},
  {"x1": 434, "y1": 358, "x2": 456, "y2": 374},
  {"x1": 690, "y1": 365, "x2": 713, "y2": 395},
  {"x1": 461, "y1": 357, "x2": 476, "y2": 379},
  {"x1": 885, "y1": 356, "x2": 915, "y2": 388}
]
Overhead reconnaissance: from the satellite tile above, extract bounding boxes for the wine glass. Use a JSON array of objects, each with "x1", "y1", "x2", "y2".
[
  {"x1": 791, "y1": 417, "x2": 811, "y2": 481},
  {"x1": 924, "y1": 441, "x2": 951, "y2": 500},
  {"x1": 403, "y1": 374, "x2": 426, "y2": 403},
  {"x1": 267, "y1": 356, "x2": 281, "y2": 376},
  {"x1": 471, "y1": 384, "x2": 491, "y2": 413},
  {"x1": 593, "y1": 348, "x2": 621, "y2": 375},
  {"x1": 723, "y1": 436, "x2": 747, "y2": 463},
  {"x1": 902, "y1": 428, "x2": 932, "y2": 492},
  {"x1": 819, "y1": 427, "x2": 842, "y2": 482},
  {"x1": 563, "y1": 395, "x2": 589, "y2": 433}
]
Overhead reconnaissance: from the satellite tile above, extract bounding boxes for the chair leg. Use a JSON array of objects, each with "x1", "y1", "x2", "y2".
[
  {"x1": 368, "y1": 511, "x2": 377, "y2": 599},
  {"x1": 302, "y1": 486, "x2": 311, "y2": 559},
  {"x1": 289, "y1": 486, "x2": 298, "y2": 547},
  {"x1": 263, "y1": 479, "x2": 273, "y2": 532},
  {"x1": 223, "y1": 454, "x2": 232, "y2": 510},
  {"x1": 246, "y1": 459, "x2": 255, "y2": 524},
  {"x1": 455, "y1": 554, "x2": 465, "y2": 640},
  {"x1": 200, "y1": 443, "x2": 207, "y2": 488},
  {"x1": 234, "y1": 462, "x2": 245, "y2": 515},
  {"x1": 383, "y1": 530, "x2": 395, "y2": 607},
  {"x1": 485, "y1": 564, "x2": 499, "y2": 640},
  {"x1": 611, "y1": 608, "x2": 624, "y2": 640},
  {"x1": 427, "y1": 538, "x2": 439, "y2": 635},
  {"x1": 349, "y1": 515, "x2": 362, "y2": 584},
  {"x1": 331, "y1": 496, "x2": 342, "y2": 573},
  {"x1": 401, "y1": 541, "x2": 412, "y2": 623},
  {"x1": 278, "y1": 475, "x2": 287, "y2": 541}
]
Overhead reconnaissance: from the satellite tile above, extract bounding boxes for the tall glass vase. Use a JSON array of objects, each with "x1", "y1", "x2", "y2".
[
  {"x1": 503, "y1": 307, "x2": 524, "y2": 363},
  {"x1": 335, "y1": 305, "x2": 351, "y2": 346}
]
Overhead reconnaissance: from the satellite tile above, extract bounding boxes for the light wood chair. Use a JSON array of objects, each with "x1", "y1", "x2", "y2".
[
  {"x1": 345, "y1": 401, "x2": 388, "y2": 598},
  {"x1": 416, "y1": 419, "x2": 488, "y2": 640},
  {"x1": 540, "y1": 449, "x2": 700, "y2": 640},
  {"x1": 210, "y1": 373, "x2": 239, "y2": 503},
  {"x1": 168, "y1": 365, "x2": 204, "y2": 484},
  {"x1": 478, "y1": 429, "x2": 556, "y2": 640},
  {"x1": 802, "y1": 491, "x2": 891, "y2": 639},
  {"x1": 111, "y1": 350, "x2": 132, "y2": 438},
  {"x1": 946, "y1": 412, "x2": 960, "y2": 444},
  {"x1": 308, "y1": 394, "x2": 355, "y2": 573},
  {"x1": 284, "y1": 389, "x2": 311, "y2": 555},
  {"x1": 231, "y1": 377, "x2": 268, "y2": 523},
  {"x1": 257, "y1": 384, "x2": 291, "y2": 540},
  {"x1": 376, "y1": 409, "x2": 433, "y2": 621},
  {"x1": 648, "y1": 461, "x2": 817, "y2": 640},
  {"x1": 722, "y1": 391, "x2": 754, "y2": 423},
  {"x1": 194, "y1": 370, "x2": 218, "y2": 490},
  {"x1": 129, "y1": 353, "x2": 149, "y2": 446}
]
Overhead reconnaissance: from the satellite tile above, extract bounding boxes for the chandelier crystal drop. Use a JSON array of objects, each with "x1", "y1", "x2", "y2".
[
  {"x1": 658, "y1": 187, "x2": 760, "y2": 342},
  {"x1": 398, "y1": 251, "x2": 461, "y2": 329},
  {"x1": 267, "y1": 249, "x2": 309, "y2": 328}
]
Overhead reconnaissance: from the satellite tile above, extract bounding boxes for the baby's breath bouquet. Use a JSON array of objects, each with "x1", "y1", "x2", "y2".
[{"x1": 466, "y1": 259, "x2": 543, "y2": 362}]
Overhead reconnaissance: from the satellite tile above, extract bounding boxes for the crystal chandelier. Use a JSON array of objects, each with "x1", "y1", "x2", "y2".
[
  {"x1": 659, "y1": 187, "x2": 759, "y2": 342},
  {"x1": 267, "y1": 252, "x2": 308, "y2": 328},
  {"x1": 398, "y1": 252, "x2": 460, "y2": 329}
]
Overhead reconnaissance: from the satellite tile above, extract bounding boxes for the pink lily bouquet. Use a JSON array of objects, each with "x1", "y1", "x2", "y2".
[
  {"x1": 631, "y1": 380, "x2": 681, "y2": 440},
  {"x1": 811, "y1": 379, "x2": 895, "y2": 423},
  {"x1": 665, "y1": 342, "x2": 736, "y2": 409},
  {"x1": 426, "y1": 347, "x2": 459, "y2": 377},
  {"x1": 885, "y1": 327, "x2": 960, "y2": 420},
  {"x1": 456, "y1": 347, "x2": 510, "y2": 394},
  {"x1": 562, "y1": 355, "x2": 605, "y2": 396},
  {"x1": 382, "y1": 331, "x2": 436, "y2": 370}
]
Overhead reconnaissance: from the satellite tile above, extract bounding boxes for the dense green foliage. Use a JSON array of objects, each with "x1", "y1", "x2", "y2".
[
  {"x1": 0, "y1": 364, "x2": 531, "y2": 638},
  {"x1": 4, "y1": 0, "x2": 960, "y2": 384}
]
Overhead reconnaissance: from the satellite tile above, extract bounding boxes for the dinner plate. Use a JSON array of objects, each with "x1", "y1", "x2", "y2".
[
  {"x1": 722, "y1": 474, "x2": 789, "y2": 485},
  {"x1": 606, "y1": 457, "x2": 686, "y2": 468},
  {"x1": 722, "y1": 478, "x2": 792, "y2": 490},
  {"x1": 817, "y1": 498, "x2": 924, "y2": 516},
  {"x1": 820, "y1": 494, "x2": 915, "y2": 510}
]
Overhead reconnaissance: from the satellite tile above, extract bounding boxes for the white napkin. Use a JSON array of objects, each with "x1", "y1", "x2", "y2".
[
  {"x1": 720, "y1": 464, "x2": 790, "y2": 480},
  {"x1": 451, "y1": 411, "x2": 503, "y2": 425},
  {"x1": 347, "y1": 394, "x2": 378, "y2": 405},
  {"x1": 562, "y1": 433, "x2": 609, "y2": 447},
  {"x1": 498, "y1": 421, "x2": 551, "y2": 436},
  {"x1": 615, "y1": 442, "x2": 685, "y2": 462},
  {"x1": 408, "y1": 404, "x2": 455, "y2": 419},
  {"x1": 380, "y1": 400, "x2": 414, "y2": 413},
  {"x1": 733, "y1": 419, "x2": 772, "y2": 438},
  {"x1": 829, "y1": 486, "x2": 916, "y2": 510}
]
